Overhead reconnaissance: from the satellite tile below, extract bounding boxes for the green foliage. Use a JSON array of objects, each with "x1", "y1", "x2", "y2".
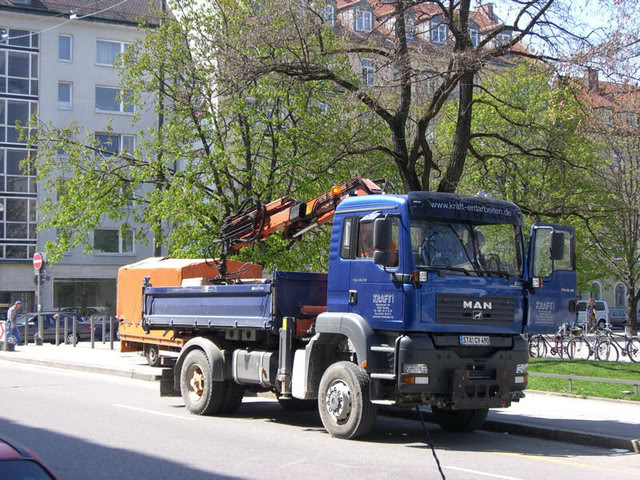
[{"x1": 32, "y1": 0, "x2": 391, "y2": 270}]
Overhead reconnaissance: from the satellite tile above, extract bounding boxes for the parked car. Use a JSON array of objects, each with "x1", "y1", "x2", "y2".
[
  {"x1": 576, "y1": 300, "x2": 610, "y2": 329},
  {"x1": 608, "y1": 308, "x2": 628, "y2": 329},
  {"x1": 11, "y1": 312, "x2": 91, "y2": 345},
  {"x1": 0, "y1": 436, "x2": 58, "y2": 479}
]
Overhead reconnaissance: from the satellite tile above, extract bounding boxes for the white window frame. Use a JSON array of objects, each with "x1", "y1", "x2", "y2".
[
  {"x1": 95, "y1": 133, "x2": 135, "y2": 156},
  {"x1": 57, "y1": 81, "x2": 72, "y2": 109},
  {"x1": 58, "y1": 34, "x2": 72, "y2": 62},
  {"x1": 93, "y1": 227, "x2": 135, "y2": 255},
  {"x1": 355, "y1": 10, "x2": 373, "y2": 32},
  {"x1": 361, "y1": 58, "x2": 374, "y2": 86},
  {"x1": 95, "y1": 86, "x2": 134, "y2": 114},
  {"x1": 431, "y1": 20, "x2": 447, "y2": 44},
  {"x1": 96, "y1": 39, "x2": 129, "y2": 67},
  {"x1": 324, "y1": 6, "x2": 335, "y2": 27},
  {"x1": 470, "y1": 26, "x2": 479, "y2": 47},
  {"x1": 496, "y1": 32, "x2": 511, "y2": 46}
]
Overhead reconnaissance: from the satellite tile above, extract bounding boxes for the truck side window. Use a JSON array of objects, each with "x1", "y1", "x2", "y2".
[
  {"x1": 340, "y1": 217, "x2": 354, "y2": 259},
  {"x1": 533, "y1": 228, "x2": 575, "y2": 277},
  {"x1": 356, "y1": 217, "x2": 399, "y2": 267}
]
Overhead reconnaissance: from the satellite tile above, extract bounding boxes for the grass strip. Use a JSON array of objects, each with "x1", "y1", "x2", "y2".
[{"x1": 528, "y1": 358, "x2": 640, "y2": 401}]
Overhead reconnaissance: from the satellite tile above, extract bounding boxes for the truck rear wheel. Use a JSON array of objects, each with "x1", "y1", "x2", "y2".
[
  {"x1": 431, "y1": 406, "x2": 488, "y2": 432},
  {"x1": 180, "y1": 350, "x2": 227, "y2": 415},
  {"x1": 318, "y1": 361, "x2": 377, "y2": 439}
]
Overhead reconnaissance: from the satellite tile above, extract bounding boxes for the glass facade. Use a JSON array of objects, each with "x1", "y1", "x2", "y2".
[{"x1": 0, "y1": 28, "x2": 38, "y2": 260}]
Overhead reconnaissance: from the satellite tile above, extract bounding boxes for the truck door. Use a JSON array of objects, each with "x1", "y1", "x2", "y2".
[
  {"x1": 348, "y1": 215, "x2": 404, "y2": 331},
  {"x1": 525, "y1": 223, "x2": 577, "y2": 334}
]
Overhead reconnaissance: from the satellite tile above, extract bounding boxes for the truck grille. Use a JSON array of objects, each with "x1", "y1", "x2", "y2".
[{"x1": 436, "y1": 294, "x2": 514, "y2": 325}]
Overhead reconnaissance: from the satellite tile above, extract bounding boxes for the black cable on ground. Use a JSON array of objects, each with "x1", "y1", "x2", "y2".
[{"x1": 415, "y1": 406, "x2": 446, "y2": 480}]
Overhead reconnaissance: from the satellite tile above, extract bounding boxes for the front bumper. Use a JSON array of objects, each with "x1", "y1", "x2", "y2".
[{"x1": 394, "y1": 334, "x2": 528, "y2": 409}]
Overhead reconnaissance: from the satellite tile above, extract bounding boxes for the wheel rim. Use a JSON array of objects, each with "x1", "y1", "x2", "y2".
[
  {"x1": 148, "y1": 347, "x2": 158, "y2": 364},
  {"x1": 325, "y1": 379, "x2": 352, "y2": 424},
  {"x1": 187, "y1": 364, "x2": 205, "y2": 401}
]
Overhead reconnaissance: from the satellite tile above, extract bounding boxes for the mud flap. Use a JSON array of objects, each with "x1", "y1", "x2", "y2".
[
  {"x1": 450, "y1": 368, "x2": 511, "y2": 409},
  {"x1": 160, "y1": 368, "x2": 180, "y2": 397}
]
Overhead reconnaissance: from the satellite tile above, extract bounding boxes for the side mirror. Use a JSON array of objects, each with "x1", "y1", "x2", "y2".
[
  {"x1": 549, "y1": 231, "x2": 565, "y2": 261},
  {"x1": 373, "y1": 217, "x2": 391, "y2": 250}
]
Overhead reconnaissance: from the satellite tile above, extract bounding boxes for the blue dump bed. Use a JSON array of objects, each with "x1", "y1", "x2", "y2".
[{"x1": 142, "y1": 271, "x2": 328, "y2": 331}]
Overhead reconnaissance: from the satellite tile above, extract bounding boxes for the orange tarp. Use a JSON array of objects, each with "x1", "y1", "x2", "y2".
[{"x1": 117, "y1": 257, "x2": 263, "y2": 326}]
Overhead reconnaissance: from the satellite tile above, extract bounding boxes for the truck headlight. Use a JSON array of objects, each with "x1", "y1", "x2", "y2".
[{"x1": 403, "y1": 363, "x2": 429, "y2": 374}]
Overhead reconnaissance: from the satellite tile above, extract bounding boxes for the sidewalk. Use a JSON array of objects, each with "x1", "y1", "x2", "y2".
[{"x1": 0, "y1": 341, "x2": 638, "y2": 453}]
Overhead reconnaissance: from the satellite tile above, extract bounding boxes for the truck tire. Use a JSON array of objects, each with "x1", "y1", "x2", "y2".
[
  {"x1": 180, "y1": 350, "x2": 228, "y2": 415},
  {"x1": 318, "y1": 361, "x2": 377, "y2": 439},
  {"x1": 431, "y1": 406, "x2": 488, "y2": 432},
  {"x1": 221, "y1": 381, "x2": 245, "y2": 414},
  {"x1": 146, "y1": 344, "x2": 161, "y2": 367}
]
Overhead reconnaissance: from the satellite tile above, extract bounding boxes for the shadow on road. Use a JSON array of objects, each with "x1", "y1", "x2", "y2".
[{"x1": 0, "y1": 418, "x2": 244, "y2": 480}]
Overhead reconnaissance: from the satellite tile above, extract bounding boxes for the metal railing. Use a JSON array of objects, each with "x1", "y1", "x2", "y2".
[{"x1": 529, "y1": 372, "x2": 639, "y2": 394}]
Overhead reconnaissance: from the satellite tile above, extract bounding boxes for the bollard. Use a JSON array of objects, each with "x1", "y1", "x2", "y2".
[
  {"x1": 102, "y1": 316, "x2": 106, "y2": 344},
  {"x1": 90, "y1": 317, "x2": 95, "y2": 349},
  {"x1": 72, "y1": 315, "x2": 77, "y2": 347},
  {"x1": 64, "y1": 316, "x2": 68, "y2": 346},
  {"x1": 109, "y1": 316, "x2": 114, "y2": 350},
  {"x1": 55, "y1": 315, "x2": 60, "y2": 346}
]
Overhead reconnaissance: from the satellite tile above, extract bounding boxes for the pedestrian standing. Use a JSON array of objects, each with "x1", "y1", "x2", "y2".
[
  {"x1": 586, "y1": 297, "x2": 597, "y2": 333},
  {"x1": 6, "y1": 300, "x2": 22, "y2": 344}
]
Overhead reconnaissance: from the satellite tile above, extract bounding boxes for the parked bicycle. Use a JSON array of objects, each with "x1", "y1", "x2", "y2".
[
  {"x1": 594, "y1": 327, "x2": 640, "y2": 363},
  {"x1": 529, "y1": 324, "x2": 570, "y2": 358}
]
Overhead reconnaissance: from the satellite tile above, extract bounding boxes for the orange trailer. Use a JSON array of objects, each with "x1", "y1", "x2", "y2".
[{"x1": 117, "y1": 257, "x2": 262, "y2": 366}]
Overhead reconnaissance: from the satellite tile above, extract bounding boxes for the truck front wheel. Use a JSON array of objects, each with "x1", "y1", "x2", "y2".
[
  {"x1": 431, "y1": 406, "x2": 488, "y2": 432},
  {"x1": 180, "y1": 350, "x2": 227, "y2": 415},
  {"x1": 318, "y1": 361, "x2": 377, "y2": 439}
]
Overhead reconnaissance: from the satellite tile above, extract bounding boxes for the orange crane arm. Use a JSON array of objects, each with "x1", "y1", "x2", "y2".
[{"x1": 220, "y1": 178, "x2": 382, "y2": 252}]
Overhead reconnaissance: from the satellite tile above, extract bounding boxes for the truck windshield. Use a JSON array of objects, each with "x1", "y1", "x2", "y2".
[{"x1": 410, "y1": 220, "x2": 523, "y2": 277}]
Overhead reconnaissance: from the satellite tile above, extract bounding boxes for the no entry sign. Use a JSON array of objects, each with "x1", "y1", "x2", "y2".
[{"x1": 33, "y1": 252, "x2": 44, "y2": 270}]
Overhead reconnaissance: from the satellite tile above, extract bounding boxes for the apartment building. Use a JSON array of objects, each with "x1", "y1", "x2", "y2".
[{"x1": 0, "y1": 0, "x2": 159, "y2": 317}]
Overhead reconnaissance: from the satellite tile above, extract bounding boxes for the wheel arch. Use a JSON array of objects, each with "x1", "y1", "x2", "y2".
[
  {"x1": 174, "y1": 337, "x2": 225, "y2": 391},
  {"x1": 303, "y1": 312, "x2": 380, "y2": 397}
]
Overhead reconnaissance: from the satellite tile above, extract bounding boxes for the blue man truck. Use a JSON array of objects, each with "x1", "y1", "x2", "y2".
[{"x1": 136, "y1": 178, "x2": 576, "y2": 439}]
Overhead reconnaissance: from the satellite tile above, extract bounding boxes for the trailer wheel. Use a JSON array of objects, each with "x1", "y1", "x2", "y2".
[
  {"x1": 431, "y1": 406, "x2": 488, "y2": 432},
  {"x1": 180, "y1": 350, "x2": 227, "y2": 415},
  {"x1": 318, "y1": 361, "x2": 377, "y2": 439},
  {"x1": 146, "y1": 344, "x2": 161, "y2": 367}
]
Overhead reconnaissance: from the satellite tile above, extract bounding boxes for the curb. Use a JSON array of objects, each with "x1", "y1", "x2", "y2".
[{"x1": 1, "y1": 353, "x2": 638, "y2": 453}]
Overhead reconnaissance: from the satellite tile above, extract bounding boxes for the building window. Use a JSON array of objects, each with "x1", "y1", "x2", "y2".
[
  {"x1": 0, "y1": 50, "x2": 39, "y2": 96},
  {"x1": 58, "y1": 34, "x2": 72, "y2": 61},
  {"x1": 1, "y1": 29, "x2": 39, "y2": 48},
  {"x1": 615, "y1": 283, "x2": 625, "y2": 308},
  {"x1": 496, "y1": 32, "x2": 511, "y2": 46},
  {"x1": 431, "y1": 19, "x2": 447, "y2": 44},
  {"x1": 405, "y1": 15, "x2": 415, "y2": 40},
  {"x1": 470, "y1": 25, "x2": 479, "y2": 47},
  {"x1": 590, "y1": 282, "x2": 601, "y2": 300},
  {"x1": 324, "y1": 5, "x2": 335, "y2": 27},
  {"x1": 355, "y1": 10, "x2": 373, "y2": 32},
  {"x1": 95, "y1": 87, "x2": 134, "y2": 114},
  {"x1": 57, "y1": 82, "x2": 72, "y2": 109},
  {"x1": 94, "y1": 228, "x2": 134, "y2": 254},
  {"x1": 96, "y1": 40, "x2": 129, "y2": 66},
  {"x1": 95, "y1": 133, "x2": 135, "y2": 157},
  {"x1": 0, "y1": 99, "x2": 38, "y2": 144},
  {"x1": 361, "y1": 59, "x2": 374, "y2": 86}
]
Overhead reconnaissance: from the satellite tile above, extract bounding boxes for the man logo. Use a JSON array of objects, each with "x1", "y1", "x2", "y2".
[{"x1": 463, "y1": 301, "x2": 492, "y2": 310}]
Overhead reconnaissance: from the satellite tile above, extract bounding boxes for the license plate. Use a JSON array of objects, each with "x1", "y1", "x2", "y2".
[{"x1": 460, "y1": 335, "x2": 490, "y2": 346}]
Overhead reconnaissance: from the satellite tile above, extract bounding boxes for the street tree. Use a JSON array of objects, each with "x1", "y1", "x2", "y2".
[
  {"x1": 33, "y1": 6, "x2": 383, "y2": 270},
  {"x1": 210, "y1": 0, "x2": 640, "y2": 193}
]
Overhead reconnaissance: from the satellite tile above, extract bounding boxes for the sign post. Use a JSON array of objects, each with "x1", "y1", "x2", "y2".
[{"x1": 33, "y1": 252, "x2": 45, "y2": 346}]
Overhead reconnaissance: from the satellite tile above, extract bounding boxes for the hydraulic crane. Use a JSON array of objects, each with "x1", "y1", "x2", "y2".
[{"x1": 215, "y1": 177, "x2": 383, "y2": 278}]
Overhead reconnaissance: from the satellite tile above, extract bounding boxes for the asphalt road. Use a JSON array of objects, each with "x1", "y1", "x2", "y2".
[{"x1": 1, "y1": 361, "x2": 638, "y2": 480}]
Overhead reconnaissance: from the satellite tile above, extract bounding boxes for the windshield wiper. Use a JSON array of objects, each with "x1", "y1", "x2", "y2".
[
  {"x1": 480, "y1": 270, "x2": 512, "y2": 279},
  {"x1": 419, "y1": 266, "x2": 472, "y2": 276}
]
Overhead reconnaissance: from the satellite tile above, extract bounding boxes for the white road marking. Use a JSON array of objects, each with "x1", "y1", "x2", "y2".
[
  {"x1": 443, "y1": 466, "x2": 524, "y2": 480},
  {"x1": 113, "y1": 403, "x2": 194, "y2": 421}
]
